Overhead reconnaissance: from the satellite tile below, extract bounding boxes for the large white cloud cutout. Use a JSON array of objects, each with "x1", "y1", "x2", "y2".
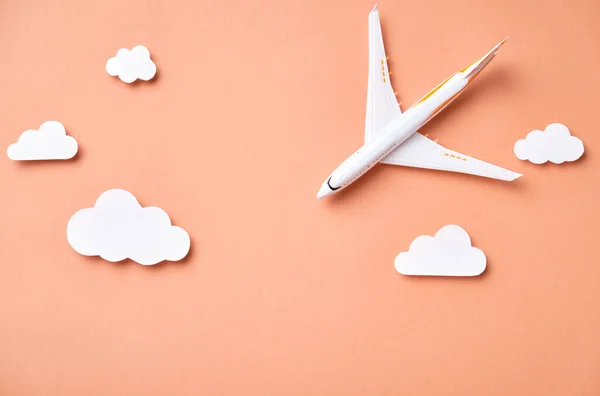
[
  {"x1": 514, "y1": 123, "x2": 584, "y2": 164},
  {"x1": 7, "y1": 121, "x2": 78, "y2": 161},
  {"x1": 394, "y1": 225, "x2": 486, "y2": 276},
  {"x1": 106, "y1": 45, "x2": 157, "y2": 83},
  {"x1": 67, "y1": 189, "x2": 190, "y2": 265}
]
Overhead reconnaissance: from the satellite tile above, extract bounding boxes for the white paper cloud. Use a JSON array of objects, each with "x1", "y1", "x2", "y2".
[
  {"x1": 514, "y1": 123, "x2": 584, "y2": 164},
  {"x1": 394, "y1": 225, "x2": 486, "y2": 276},
  {"x1": 106, "y1": 45, "x2": 157, "y2": 83},
  {"x1": 67, "y1": 189, "x2": 190, "y2": 265},
  {"x1": 7, "y1": 121, "x2": 78, "y2": 161}
]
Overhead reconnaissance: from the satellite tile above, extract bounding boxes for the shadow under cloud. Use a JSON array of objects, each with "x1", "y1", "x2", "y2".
[
  {"x1": 14, "y1": 145, "x2": 84, "y2": 169},
  {"x1": 74, "y1": 240, "x2": 195, "y2": 271}
]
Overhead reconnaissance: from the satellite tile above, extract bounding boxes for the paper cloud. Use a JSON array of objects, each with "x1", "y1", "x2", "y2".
[
  {"x1": 514, "y1": 123, "x2": 584, "y2": 164},
  {"x1": 67, "y1": 189, "x2": 190, "y2": 265},
  {"x1": 394, "y1": 225, "x2": 486, "y2": 276},
  {"x1": 106, "y1": 45, "x2": 157, "y2": 83},
  {"x1": 7, "y1": 121, "x2": 78, "y2": 161}
]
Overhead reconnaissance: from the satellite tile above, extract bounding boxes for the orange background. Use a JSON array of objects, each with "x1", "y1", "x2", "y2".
[{"x1": 1, "y1": 0, "x2": 600, "y2": 394}]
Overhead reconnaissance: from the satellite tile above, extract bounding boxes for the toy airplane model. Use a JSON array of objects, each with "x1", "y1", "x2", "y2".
[{"x1": 317, "y1": 5, "x2": 521, "y2": 199}]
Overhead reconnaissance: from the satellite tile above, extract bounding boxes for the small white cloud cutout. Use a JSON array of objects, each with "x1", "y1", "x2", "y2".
[
  {"x1": 67, "y1": 189, "x2": 190, "y2": 265},
  {"x1": 106, "y1": 45, "x2": 157, "y2": 83},
  {"x1": 514, "y1": 123, "x2": 584, "y2": 164},
  {"x1": 394, "y1": 225, "x2": 486, "y2": 276},
  {"x1": 7, "y1": 121, "x2": 78, "y2": 161}
]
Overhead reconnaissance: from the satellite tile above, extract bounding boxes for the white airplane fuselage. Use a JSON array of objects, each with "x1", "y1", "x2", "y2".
[{"x1": 317, "y1": 74, "x2": 468, "y2": 198}]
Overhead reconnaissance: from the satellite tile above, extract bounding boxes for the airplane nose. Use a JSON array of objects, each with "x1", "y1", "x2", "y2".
[{"x1": 317, "y1": 182, "x2": 332, "y2": 199}]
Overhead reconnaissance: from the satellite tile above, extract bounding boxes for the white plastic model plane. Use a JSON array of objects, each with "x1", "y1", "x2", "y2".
[{"x1": 317, "y1": 5, "x2": 521, "y2": 199}]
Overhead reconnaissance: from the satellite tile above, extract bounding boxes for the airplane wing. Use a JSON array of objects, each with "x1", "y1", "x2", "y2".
[
  {"x1": 365, "y1": 6, "x2": 521, "y2": 181},
  {"x1": 365, "y1": 4, "x2": 402, "y2": 144},
  {"x1": 380, "y1": 133, "x2": 521, "y2": 181}
]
